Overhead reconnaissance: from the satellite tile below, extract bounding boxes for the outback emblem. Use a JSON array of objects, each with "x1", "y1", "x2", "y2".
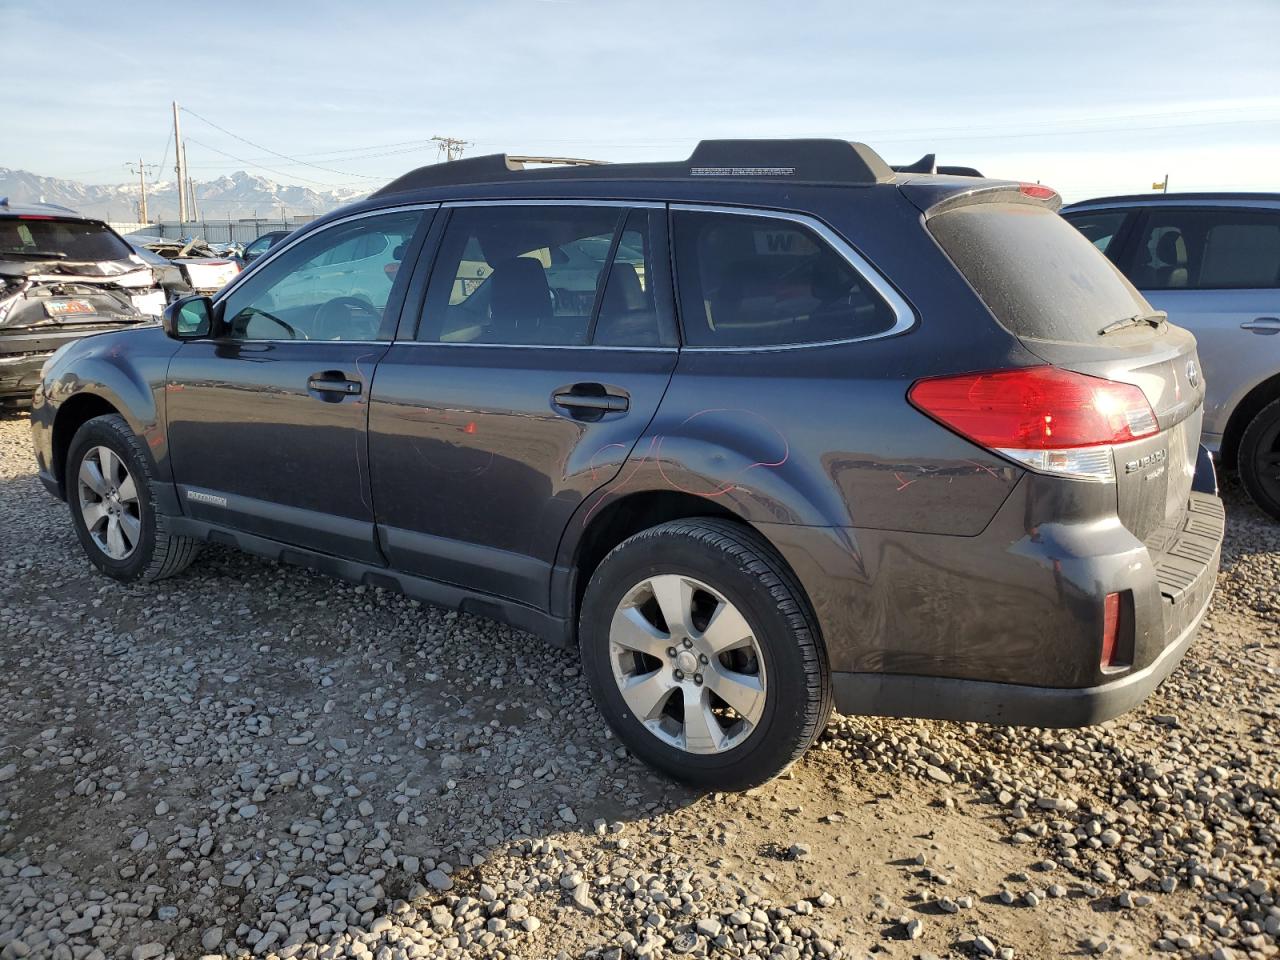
[
  {"x1": 1124, "y1": 449, "x2": 1168, "y2": 475},
  {"x1": 186, "y1": 490, "x2": 227, "y2": 507},
  {"x1": 1186, "y1": 360, "x2": 1199, "y2": 388}
]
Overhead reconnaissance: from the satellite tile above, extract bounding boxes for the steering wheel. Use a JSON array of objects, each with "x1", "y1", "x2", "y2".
[
  {"x1": 239, "y1": 307, "x2": 306, "y2": 341},
  {"x1": 314, "y1": 296, "x2": 381, "y2": 340}
]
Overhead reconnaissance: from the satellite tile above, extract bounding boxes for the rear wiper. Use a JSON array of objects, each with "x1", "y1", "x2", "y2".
[
  {"x1": 1099, "y1": 311, "x2": 1167, "y2": 336},
  {"x1": 0, "y1": 250, "x2": 69, "y2": 260}
]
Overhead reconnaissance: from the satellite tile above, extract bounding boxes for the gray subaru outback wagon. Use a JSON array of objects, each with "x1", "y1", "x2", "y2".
[{"x1": 31, "y1": 140, "x2": 1224, "y2": 789}]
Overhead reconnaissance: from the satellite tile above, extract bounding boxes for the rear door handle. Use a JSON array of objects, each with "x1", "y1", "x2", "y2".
[
  {"x1": 552, "y1": 392, "x2": 628, "y2": 411},
  {"x1": 1241, "y1": 317, "x2": 1280, "y2": 334},
  {"x1": 308, "y1": 373, "x2": 362, "y2": 395},
  {"x1": 551, "y1": 384, "x2": 630, "y2": 420}
]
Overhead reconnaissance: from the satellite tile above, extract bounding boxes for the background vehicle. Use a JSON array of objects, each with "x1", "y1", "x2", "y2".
[
  {"x1": 128, "y1": 234, "x2": 242, "y2": 296},
  {"x1": 31, "y1": 142, "x2": 1223, "y2": 788},
  {"x1": 0, "y1": 200, "x2": 161, "y2": 407},
  {"x1": 125, "y1": 239, "x2": 193, "y2": 302},
  {"x1": 238, "y1": 230, "x2": 290, "y2": 267},
  {"x1": 1062, "y1": 194, "x2": 1280, "y2": 519}
]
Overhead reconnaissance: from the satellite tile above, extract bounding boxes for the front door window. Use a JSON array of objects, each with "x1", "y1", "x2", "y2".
[{"x1": 219, "y1": 210, "x2": 422, "y2": 341}]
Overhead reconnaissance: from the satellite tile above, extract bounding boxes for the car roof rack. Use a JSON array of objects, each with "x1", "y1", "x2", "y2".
[
  {"x1": 371, "y1": 139, "x2": 896, "y2": 197},
  {"x1": 891, "y1": 153, "x2": 984, "y2": 177},
  {"x1": 506, "y1": 155, "x2": 605, "y2": 167}
]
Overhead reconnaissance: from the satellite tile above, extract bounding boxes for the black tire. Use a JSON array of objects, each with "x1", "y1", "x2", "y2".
[
  {"x1": 65, "y1": 414, "x2": 201, "y2": 582},
  {"x1": 579, "y1": 518, "x2": 831, "y2": 790},
  {"x1": 1239, "y1": 398, "x2": 1280, "y2": 522}
]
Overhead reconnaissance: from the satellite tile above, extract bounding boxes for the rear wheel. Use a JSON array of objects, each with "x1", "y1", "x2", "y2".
[
  {"x1": 579, "y1": 518, "x2": 830, "y2": 790},
  {"x1": 1239, "y1": 398, "x2": 1280, "y2": 521},
  {"x1": 66, "y1": 414, "x2": 201, "y2": 582}
]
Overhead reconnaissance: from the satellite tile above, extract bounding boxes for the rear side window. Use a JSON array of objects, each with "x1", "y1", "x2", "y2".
[
  {"x1": 671, "y1": 211, "x2": 896, "y2": 347},
  {"x1": 0, "y1": 217, "x2": 133, "y2": 263},
  {"x1": 928, "y1": 203, "x2": 1152, "y2": 343},
  {"x1": 1127, "y1": 208, "x2": 1280, "y2": 290}
]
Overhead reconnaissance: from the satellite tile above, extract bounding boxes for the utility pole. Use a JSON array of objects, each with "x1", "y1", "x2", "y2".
[
  {"x1": 187, "y1": 176, "x2": 199, "y2": 222},
  {"x1": 125, "y1": 159, "x2": 157, "y2": 223},
  {"x1": 173, "y1": 100, "x2": 188, "y2": 223},
  {"x1": 431, "y1": 136, "x2": 471, "y2": 163}
]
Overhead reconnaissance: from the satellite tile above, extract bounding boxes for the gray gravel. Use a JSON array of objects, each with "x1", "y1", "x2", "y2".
[{"x1": 0, "y1": 413, "x2": 1277, "y2": 960}]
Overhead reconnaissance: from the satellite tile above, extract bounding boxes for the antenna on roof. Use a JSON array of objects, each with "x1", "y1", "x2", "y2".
[{"x1": 892, "y1": 154, "x2": 937, "y2": 174}]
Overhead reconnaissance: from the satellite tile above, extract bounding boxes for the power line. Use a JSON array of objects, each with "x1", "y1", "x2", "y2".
[
  {"x1": 157, "y1": 129, "x2": 173, "y2": 184},
  {"x1": 183, "y1": 137, "x2": 370, "y2": 189},
  {"x1": 183, "y1": 141, "x2": 442, "y2": 171},
  {"x1": 180, "y1": 106, "x2": 381, "y2": 180}
]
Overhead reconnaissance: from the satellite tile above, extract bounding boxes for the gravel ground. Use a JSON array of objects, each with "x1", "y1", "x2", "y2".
[{"x1": 0, "y1": 411, "x2": 1277, "y2": 960}]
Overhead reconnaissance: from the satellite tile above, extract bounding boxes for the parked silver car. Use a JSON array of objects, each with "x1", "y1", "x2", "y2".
[{"x1": 1063, "y1": 194, "x2": 1280, "y2": 519}]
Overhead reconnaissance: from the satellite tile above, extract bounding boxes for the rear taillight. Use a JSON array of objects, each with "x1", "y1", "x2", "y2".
[{"x1": 908, "y1": 366, "x2": 1159, "y2": 482}]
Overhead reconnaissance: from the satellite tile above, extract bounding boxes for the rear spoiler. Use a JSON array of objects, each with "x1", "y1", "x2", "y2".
[
  {"x1": 899, "y1": 179, "x2": 1062, "y2": 218},
  {"x1": 891, "y1": 153, "x2": 984, "y2": 177}
]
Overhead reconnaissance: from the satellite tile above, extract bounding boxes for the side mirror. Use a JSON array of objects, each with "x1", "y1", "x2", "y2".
[{"x1": 162, "y1": 295, "x2": 214, "y2": 340}]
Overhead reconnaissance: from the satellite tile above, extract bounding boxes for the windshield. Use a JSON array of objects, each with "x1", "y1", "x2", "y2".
[
  {"x1": 0, "y1": 217, "x2": 135, "y2": 263},
  {"x1": 928, "y1": 203, "x2": 1155, "y2": 343}
]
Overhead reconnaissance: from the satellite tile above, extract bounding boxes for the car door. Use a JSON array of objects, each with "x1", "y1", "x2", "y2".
[
  {"x1": 1113, "y1": 205, "x2": 1280, "y2": 448},
  {"x1": 165, "y1": 206, "x2": 432, "y2": 563},
  {"x1": 367, "y1": 201, "x2": 678, "y2": 608}
]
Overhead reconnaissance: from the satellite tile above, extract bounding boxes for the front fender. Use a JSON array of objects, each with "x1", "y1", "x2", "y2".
[{"x1": 36, "y1": 327, "x2": 181, "y2": 494}]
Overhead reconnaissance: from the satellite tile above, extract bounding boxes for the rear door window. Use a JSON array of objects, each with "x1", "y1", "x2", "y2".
[
  {"x1": 1124, "y1": 208, "x2": 1280, "y2": 290},
  {"x1": 928, "y1": 202, "x2": 1153, "y2": 343},
  {"x1": 671, "y1": 210, "x2": 897, "y2": 347},
  {"x1": 419, "y1": 205, "x2": 671, "y2": 347}
]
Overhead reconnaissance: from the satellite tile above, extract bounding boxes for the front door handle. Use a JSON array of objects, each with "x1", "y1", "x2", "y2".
[{"x1": 1241, "y1": 317, "x2": 1280, "y2": 335}]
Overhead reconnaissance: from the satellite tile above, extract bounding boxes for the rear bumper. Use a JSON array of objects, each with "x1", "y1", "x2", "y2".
[
  {"x1": 764, "y1": 451, "x2": 1224, "y2": 728},
  {"x1": 830, "y1": 551, "x2": 1212, "y2": 726}
]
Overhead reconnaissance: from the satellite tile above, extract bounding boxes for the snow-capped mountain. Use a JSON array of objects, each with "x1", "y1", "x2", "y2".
[{"x1": 0, "y1": 168, "x2": 370, "y2": 221}]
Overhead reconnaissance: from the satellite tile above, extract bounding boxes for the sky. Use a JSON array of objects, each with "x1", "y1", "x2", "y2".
[{"x1": 2, "y1": 0, "x2": 1278, "y2": 203}]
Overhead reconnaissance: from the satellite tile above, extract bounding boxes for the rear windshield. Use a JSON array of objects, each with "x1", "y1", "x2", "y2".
[
  {"x1": 0, "y1": 217, "x2": 134, "y2": 263},
  {"x1": 928, "y1": 203, "x2": 1153, "y2": 342}
]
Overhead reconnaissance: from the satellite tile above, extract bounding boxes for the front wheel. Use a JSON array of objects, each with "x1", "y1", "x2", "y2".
[
  {"x1": 66, "y1": 414, "x2": 201, "y2": 582},
  {"x1": 579, "y1": 518, "x2": 831, "y2": 790},
  {"x1": 1239, "y1": 398, "x2": 1280, "y2": 521}
]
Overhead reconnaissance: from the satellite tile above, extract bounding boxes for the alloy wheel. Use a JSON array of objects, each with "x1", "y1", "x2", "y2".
[
  {"x1": 76, "y1": 445, "x2": 141, "y2": 560},
  {"x1": 608, "y1": 574, "x2": 767, "y2": 755}
]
